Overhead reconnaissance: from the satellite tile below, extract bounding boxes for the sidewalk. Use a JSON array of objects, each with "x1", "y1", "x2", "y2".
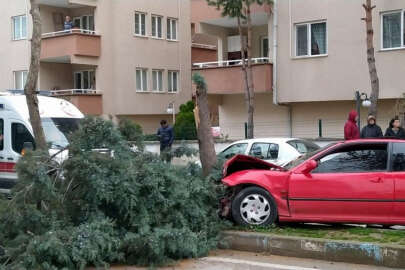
[{"x1": 220, "y1": 231, "x2": 405, "y2": 269}]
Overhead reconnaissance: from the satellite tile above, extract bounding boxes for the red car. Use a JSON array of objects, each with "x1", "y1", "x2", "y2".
[{"x1": 221, "y1": 139, "x2": 405, "y2": 226}]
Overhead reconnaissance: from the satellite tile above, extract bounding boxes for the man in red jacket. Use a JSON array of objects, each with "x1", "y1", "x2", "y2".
[{"x1": 344, "y1": 110, "x2": 360, "y2": 140}]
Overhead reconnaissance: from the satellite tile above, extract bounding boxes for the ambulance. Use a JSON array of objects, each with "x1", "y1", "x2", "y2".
[{"x1": 0, "y1": 92, "x2": 84, "y2": 193}]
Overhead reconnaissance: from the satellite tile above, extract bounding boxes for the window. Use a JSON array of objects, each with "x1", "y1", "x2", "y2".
[
  {"x1": 12, "y1": 123, "x2": 35, "y2": 154},
  {"x1": 0, "y1": 119, "x2": 4, "y2": 151},
  {"x1": 312, "y1": 144, "x2": 388, "y2": 174},
  {"x1": 261, "y1": 36, "x2": 269, "y2": 58},
  {"x1": 12, "y1": 15, "x2": 27, "y2": 40},
  {"x1": 168, "y1": 71, "x2": 179, "y2": 93},
  {"x1": 392, "y1": 143, "x2": 405, "y2": 171},
  {"x1": 296, "y1": 21, "x2": 327, "y2": 57},
  {"x1": 74, "y1": 70, "x2": 95, "y2": 89},
  {"x1": 73, "y1": 15, "x2": 95, "y2": 32},
  {"x1": 136, "y1": 68, "x2": 148, "y2": 91},
  {"x1": 288, "y1": 140, "x2": 320, "y2": 154},
  {"x1": 14, "y1": 70, "x2": 27, "y2": 90},
  {"x1": 151, "y1": 15, "x2": 162, "y2": 38},
  {"x1": 382, "y1": 10, "x2": 404, "y2": 49},
  {"x1": 220, "y1": 143, "x2": 248, "y2": 159},
  {"x1": 249, "y1": 143, "x2": 279, "y2": 160},
  {"x1": 167, "y1": 18, "x2": 178, "y2": 40},
  {"x1": 152, "y1": 70, "x2": 163, "y2": 92},
  {"x1": 135, "y1": 12, "x2": 146, "y2": 36}
]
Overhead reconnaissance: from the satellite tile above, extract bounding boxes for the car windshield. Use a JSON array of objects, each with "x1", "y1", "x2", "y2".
[
  {"x1": 283, "y1": 143, "x2": 337, "y2": 170},
  {"x1": 41, "y1": 118, "x2": 81, "y2": 149}
]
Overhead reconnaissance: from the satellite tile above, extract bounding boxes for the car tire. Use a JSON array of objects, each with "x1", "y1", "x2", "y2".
[{"x1": 232, "y1": 186, "x2": 278, "y2": 226}]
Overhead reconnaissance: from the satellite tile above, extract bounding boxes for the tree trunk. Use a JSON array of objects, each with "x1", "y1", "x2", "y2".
[
  {"x1": 246, "y1": 3, "x2": 255, "y2": 139},
  {"x1": 192, "y1": 74, "x2": 217, "y2": 177},
  {"x1": 237, "y1": 15, "x2": 254, "y2": 139},
  {"x1": 25, "y1": 0, "x2": 47, "y2": 150},
  {"x1": 362, "y1": 0, "x2": 379, "y2": 117}
]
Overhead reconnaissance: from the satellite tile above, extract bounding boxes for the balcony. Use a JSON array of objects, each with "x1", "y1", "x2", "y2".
[
  {"x1": 50, "y1": 89, "x2": 103, "y2": 116},
  {"x1": 41, "y1": 29, "x2": 101, "y2": 64},
  {"x1": 192, "y1": 58, "x2": 272, "y2": 94}
]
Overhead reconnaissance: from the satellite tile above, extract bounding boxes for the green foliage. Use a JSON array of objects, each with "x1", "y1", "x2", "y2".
[
  {"x1": 118, "y1": 118, "x2": 144, "y2": 150},
  {"x1": 207, "y1": 0, "x2": 273, "y2": 19},
  {"x1": 174, "y1": 101, "x2": 197, "y2": 140},
  {"x1": 0, "y1": 117, "x2": 224, "y2": 269},
  {"x1": 192, "y1": 73, "x2": 207, "y2": 92}
]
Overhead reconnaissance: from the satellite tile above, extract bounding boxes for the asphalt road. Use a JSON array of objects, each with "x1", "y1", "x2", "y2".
[{"x1": 110, "y1": 250, "x2": 401, "y2": 270}]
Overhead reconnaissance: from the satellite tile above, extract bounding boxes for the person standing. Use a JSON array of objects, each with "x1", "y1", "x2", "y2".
[
  {"x1": 64, "y1": 16, "x2": 74, "y2": 31},
  {"x1": 157, "y1": 120, "x2": 174, "y2": 161},
  {"x1": 385, "y1": 116, "x2": 405, "y2": 139},
  {"x1": 360, "y1": 114, "x2": 383, "y2": 138},
  {"x1": 344, "y1": 110, "x2": 360, "y2": 140}
]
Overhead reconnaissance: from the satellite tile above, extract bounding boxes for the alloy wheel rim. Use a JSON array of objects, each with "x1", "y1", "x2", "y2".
[{"x1": 240, "y1": 194, "x2": 271, "y2": 225}]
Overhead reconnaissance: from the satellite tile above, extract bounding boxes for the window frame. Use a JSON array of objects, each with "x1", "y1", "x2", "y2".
[
  {"x1": 249, "y1": 142, "x2": 279, "y2": 160},
  {"x1": 380, "y1": 9, "x2": 405, "y2": 51},
  {"x1": 135, "y1": 12, "x2": 147, "y2": 37},
  {"x1": 167, "y1": 70, "x2": 179, "y2": 93},
  {"x1": 151, "y1": 15, "x2": 163, "y2": 39},
  {"x1": 220, "y1": 143, "x2": 249, "y2": 159},
  {"x1": 167, "y1": 18, "x2": 178, "y2": 41},
  {"x1": 11, "y1": 122, "x2": 35, "y2": 155},
  {"x1": 13, "y1": 70, "x2": 28, "y2": 90},
  {"x1": 294, "y1": 20, "x2": 328, "y2": 58},
  {"x1": 73, "y1": 70, "x2": 95, "y2": 90},
  {"x1": 12, "y1": 15, "x2": 27, "y2": 41},
  {"x1": 136, "y1": 68, "x2": 148, "y2": 92},
  {"x1": 312, "y1": 143, "x2": 389, "y2": 174},
  {"x1": 152, "y1": 69, "x2": 164, "y2": 92},
  {"x1": 260, "y1": 36, "x2": 269, "y2": 58}
]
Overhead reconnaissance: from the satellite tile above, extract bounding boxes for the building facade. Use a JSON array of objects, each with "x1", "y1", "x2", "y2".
[
  {"x1": 192, "y1": 0, "x2": 405, "y2": 139},
  {"x1": 1, "y1": 0, "x2": 192, "y2": 134}
]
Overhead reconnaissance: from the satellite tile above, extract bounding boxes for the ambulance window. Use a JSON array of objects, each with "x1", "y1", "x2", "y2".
[
  {"x1": 0, "y1": 119, "x2": 3, "y2": 150},
  {"x1": 12, "y1": 123, "x2": 35, "y2": 154}
]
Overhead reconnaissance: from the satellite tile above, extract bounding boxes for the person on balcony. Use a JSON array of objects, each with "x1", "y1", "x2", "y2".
[{"x1": 64, "y1": 16, "x2": 74, "y2": 32}]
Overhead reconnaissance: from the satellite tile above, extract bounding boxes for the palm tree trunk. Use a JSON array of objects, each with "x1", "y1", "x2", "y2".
[
  {"x1": 25, "y1": 0, "x2": 47, "y2": 150},
  {"x1": 362, "y1": 0, "x2": 379, "y2": 117}
]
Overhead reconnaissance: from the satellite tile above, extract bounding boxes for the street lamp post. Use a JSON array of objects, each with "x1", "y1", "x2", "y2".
[
  {"x1": 355, "y1": 90, "x2": 371, "y2": 132},
  {"x1": 167, "y1": 102, "x2": 175, "y2": 125}
]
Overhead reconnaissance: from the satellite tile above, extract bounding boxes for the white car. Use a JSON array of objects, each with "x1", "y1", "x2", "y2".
[{"x1": 218, "y1": 138, "x2": 320, "y2": 167}]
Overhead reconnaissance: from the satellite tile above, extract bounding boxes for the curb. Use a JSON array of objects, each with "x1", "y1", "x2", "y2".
[{"x1": 220, "y1": 231, "x2": 405, "y2": 269}]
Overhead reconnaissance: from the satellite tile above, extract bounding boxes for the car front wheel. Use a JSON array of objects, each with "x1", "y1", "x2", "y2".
[{"x1": 232, "y1": 186, "x2": 277, "y2": 226}]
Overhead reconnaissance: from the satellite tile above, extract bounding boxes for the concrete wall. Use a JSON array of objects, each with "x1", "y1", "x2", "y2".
[
  {"x1": 40, "y1": 63, "x2": 73, "y2": 90},
  {"x1": 192, "y1": 47, "x2": 217, "y2": 63},
  {"x1": 219, "y1": 93, "x2": 290, "y2": 140},
  {"x1": 0, "y1": 0, "x2": 30, "y2": 90},
  {"x1": 95, "y1": 0, "x2": 192, "y2": 117},
  {"x1": 277, "y1": 0, "x2": 405, "y2": 103}
]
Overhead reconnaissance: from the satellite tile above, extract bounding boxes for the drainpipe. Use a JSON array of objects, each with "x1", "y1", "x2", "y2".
[{"x1": 271, "y1": 0, "x2": 292, "y2": 137}]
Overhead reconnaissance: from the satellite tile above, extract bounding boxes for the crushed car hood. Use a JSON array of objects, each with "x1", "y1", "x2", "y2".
[{"x1": 223, "y1": 154, "x2": 286, "y2": 177}]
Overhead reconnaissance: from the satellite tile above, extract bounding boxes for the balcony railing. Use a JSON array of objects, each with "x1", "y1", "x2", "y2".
[
  {"x1": 193, "y1": 57, "x2": 270, "y2": 69},
  {"x1": 42, "y1": 29, "x2": 98, "y2": 38},
  {"x1": 50, "y1": 89, "x2": 102, "y2": 96}
]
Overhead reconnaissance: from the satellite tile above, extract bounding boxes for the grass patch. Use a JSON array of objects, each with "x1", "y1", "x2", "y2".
[{"x1": 234, "y1": 223, "x2": 405, "y2": 245}]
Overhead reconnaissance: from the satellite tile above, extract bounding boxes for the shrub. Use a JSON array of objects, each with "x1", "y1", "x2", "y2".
[
  {"x1": 174, "y1": 101, "x2": 197, "y2": 140},
  {"x1": 0, "y1": 117, "x2": 224, "y2": 269},
  {"x1": 118, "y1": 118, "x2": 144, "y2": 150}
]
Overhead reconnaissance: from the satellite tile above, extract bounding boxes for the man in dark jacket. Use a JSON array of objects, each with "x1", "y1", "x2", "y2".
[
  {"x1": 385, "y1": 116, "x2": 405, "y2": 139},
  {"x1": 361, "y1": 114, "x2": 383, "y2": 138},
  {"x1": 157, "y1": 120, "x2": 174, "y2": 160},
  {"x1": 344, "y1": 110, "x2": 360, "y2": 140}
]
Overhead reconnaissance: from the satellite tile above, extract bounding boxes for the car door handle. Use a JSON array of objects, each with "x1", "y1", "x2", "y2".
[
  {"x1": 370, "y1": 178, "x2": 382, "y2": 183},
  {"x1": 7, "y1": 157, "x2": 13, "y2": 161},
  {"x1": 0, "y1": 156, "x2": 3, "y2": 160}
]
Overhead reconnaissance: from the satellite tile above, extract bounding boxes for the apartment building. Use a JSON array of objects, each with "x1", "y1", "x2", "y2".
[
  {"x1": 192, "y1": 0, "x2": 405, "y2": 139},
  {"x1": 1, "y1": 0, "x2": 191, "y2": 134}
]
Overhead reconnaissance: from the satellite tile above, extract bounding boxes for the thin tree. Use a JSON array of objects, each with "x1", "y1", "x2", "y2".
[
  {"x1": 362, "y1": 0, "x2": 380, "y2": 117},
  {"x1": 193, "y1": 73, "x2": 217, "y2": 176},
  {"x1": 207, "y1": 0, "x2": 273, "y2": 139},
  {"x1": 25, "y1": 0, "x2": 47, "y2": 150}
]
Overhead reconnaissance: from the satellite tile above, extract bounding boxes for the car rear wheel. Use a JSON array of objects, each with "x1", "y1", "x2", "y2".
[{"x1": 232, "y1": 186, "x2": 277, "y2": 226}]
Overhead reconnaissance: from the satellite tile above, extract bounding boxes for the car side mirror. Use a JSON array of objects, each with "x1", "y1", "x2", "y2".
[{"x1": 301, "y1": 160, "x2": 318, "y2": 174}]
